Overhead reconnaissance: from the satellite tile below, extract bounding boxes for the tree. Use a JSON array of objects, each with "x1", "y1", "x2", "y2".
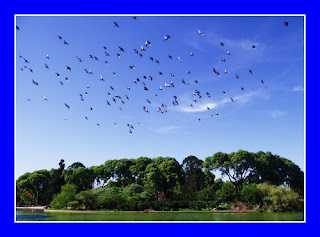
[
  {"x1": 63, "y1": 167, "x2": 94, "y2": 192},
  {"x1": 129, "y1": 157, "x2": 152, "y2": 185},
  {"x1": 17, "y1": 170, "x2": 51, "y2": 206},
  {"x1": 67, "y1": 162, "x2": 85, "y2": 170},
  {"x1": 182, "y1": 156, "x2": 206, "y2": 200},
  {"x1": 144, "y1": 157, "x2": 184, "y2": 199},
  {"x1": 47, "y1": 159, "x2": 66, "y2": 202},
  {"x1": 248, "y1": 152, "x2": 304, "y2": 196},
  {"x1": 204, "y1": 150, "x2": 255, "y2": 195},
  {"x1": 216, "y1": 181, "x2": 237, "y2": 204},
  {"x1": 50, "y1": 184, "x2": 78, "y2": 209},
  {"x1": 114, "y1": 159, "x2": 135, "y2": 186},
  {"x1": 241, "y1": 183, "x2": 262, "y2": 207}
]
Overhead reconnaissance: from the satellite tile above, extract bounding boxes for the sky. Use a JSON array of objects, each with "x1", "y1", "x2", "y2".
[{"x1": 15, "y1": 15, "x2": 305, "y2": 178}]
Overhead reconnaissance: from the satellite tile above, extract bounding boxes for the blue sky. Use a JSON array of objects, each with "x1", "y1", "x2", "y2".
[{"x1": 15, "y1": 15, "x2": 304, "y2": 178}]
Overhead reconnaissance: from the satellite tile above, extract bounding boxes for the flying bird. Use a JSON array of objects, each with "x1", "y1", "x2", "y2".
[
  {"x1": 114, "y1": 21, "x2": 119, "y2": 28},
  {"x1": 284, "y1": 21, "x2": 289, "y2": 27},
  {"x1": 119, "y1": 46, "x2": 125, "y2": 52},
  {"x1": 65, "y1": 103, "x2": 70, "y2": 109},
  {"x1": 198, "y1": 30, "x2": 203, "y2": 35},
  {"x1": 164, "y1": 35, "x2": 171, "y2": 41}
]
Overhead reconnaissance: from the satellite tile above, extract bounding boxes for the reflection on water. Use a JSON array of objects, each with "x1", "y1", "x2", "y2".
[
  {"x1": 16, "y1": 210, "x2": 304, "y2": 222},
  {"x1": 16, "y1": 210, "x2": 50, "y2": 221}
]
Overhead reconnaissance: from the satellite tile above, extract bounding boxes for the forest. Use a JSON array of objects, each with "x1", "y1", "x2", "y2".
[{"x1": 16, "y1": 150, "x2": 304, "y2": 212}]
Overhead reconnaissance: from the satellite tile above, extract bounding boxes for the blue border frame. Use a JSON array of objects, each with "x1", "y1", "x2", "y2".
[{"x1": 4, "y1": 0, "x2": 316, "y2": 235}]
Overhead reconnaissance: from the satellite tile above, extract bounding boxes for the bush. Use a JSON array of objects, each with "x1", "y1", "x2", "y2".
[
  {"x1": 241, "y1": 184, "x2": 262, "y2": 207},
  {"x1": 257, "y1": 183, "x2": 303, "y2": 212},
  {"x1": 50, "y1": 184, "x2": 78, "y2": 209}
]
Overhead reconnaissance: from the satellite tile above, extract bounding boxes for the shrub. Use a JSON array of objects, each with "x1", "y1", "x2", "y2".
[{"x1": 50, "y1": 184, "x2": 77, "y2": 209}]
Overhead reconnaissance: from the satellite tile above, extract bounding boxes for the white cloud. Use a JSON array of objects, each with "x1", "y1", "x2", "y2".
[
  {"x1": 177, "y1": 90, "x2": 266, "y2": 113},
  {"x1": 292, "y1": 86, "x2": 304, "y2": 92},
  {"x1": 152, "y1": 126, "x2": 181, "y2": 134},
  {"x1": 269, "y1": 110, "x2": 287, "y2": 118}
]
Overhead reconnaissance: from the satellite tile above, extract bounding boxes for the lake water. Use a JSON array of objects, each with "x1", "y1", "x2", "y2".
[{"x1": 16, "y1": 210, "x2": 304, "y2": 221}]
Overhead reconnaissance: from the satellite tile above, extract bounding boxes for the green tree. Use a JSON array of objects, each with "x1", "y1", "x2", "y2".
[
  {"x1": 50, "y1": 184, "x2": 78, "y2": 209},
  {"x1": 257, "y1": 183, "x2": 303, "y2": 212},
  {"x1": 63, "y1": 167, "x2": 94, "y2": 192},
  {"x1": 17, "y1": 170, "x2": 51, "y2": 206},
  {"x1": 204, "y1": 150, "x2": 255, "y2": 195},
  {"x1": 144, "y1": 157, "x2": 184, "y2": 199},
  {"x1": 216, "y1": 181, "x2": 237, "y2": 204},
  {"x1": 182, "y1": 156, "x2": 206, "y2": 200},
  {"x1": 241, "y1": 183, "x2": 262, "y2": 207},
  {"x1": 129, "y1": 157, "x2": 152, "y2": 185}
]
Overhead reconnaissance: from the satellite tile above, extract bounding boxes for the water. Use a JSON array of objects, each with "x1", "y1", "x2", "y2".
[{"x1": 16, "y1": 210, "x2": 304, "y2": 221}]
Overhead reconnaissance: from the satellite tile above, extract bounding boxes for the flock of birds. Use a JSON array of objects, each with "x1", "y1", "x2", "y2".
[{"x1": 17, "y1": 18, "x2": 289, "y2": 134}]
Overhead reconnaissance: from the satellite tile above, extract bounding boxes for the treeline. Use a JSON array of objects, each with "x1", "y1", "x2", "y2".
[{"x1": 16, "y1": 150, "x2": 304, "y2": 212}]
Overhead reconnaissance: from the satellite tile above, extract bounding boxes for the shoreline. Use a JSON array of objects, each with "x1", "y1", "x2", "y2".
[{"x1": 16, "y1": 206, "x2": 259, "y2": 214}]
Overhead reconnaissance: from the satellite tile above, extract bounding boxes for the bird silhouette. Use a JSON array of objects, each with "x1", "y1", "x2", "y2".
[
  {"x1": 164, "y1": 35, "x2": 171, "y2": 41},
  {"x1": 65, "y1": 103, "x2": 70, "y2": 109},
  {"x1": 119, "y1": 46, "x2": 125, "y2": 52},
  {"x1": 114, "y1": 21, "x2": 119, "y2": 28},
  {"x1": 284, "y1": 21, "x2": 288, "y2": 27}
]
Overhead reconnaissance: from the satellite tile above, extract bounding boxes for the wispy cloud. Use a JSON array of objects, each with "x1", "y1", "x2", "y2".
[
  {"x1": 176, "y1": 90, "x2": 266, "y2": 113},
  {"x1": 269, "y1": 110, "x2": 287, "y2": 118},
  {"x1": 152, "y1": 126, "x2": 181, "y2": 134},
  {"x1": 292, "y1": 86, "x2": 304, "y2": 92}
]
